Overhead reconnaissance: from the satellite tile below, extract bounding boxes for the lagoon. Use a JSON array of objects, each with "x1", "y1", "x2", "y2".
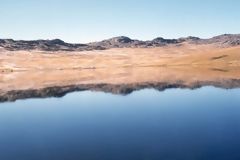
[{"x1": 0, "y1": 87, "x2": 240, "y2": 160}]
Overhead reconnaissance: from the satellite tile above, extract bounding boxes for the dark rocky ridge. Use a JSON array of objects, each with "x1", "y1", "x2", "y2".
[
  {"x1": 0, "y1": 39, "x2": 105, "y2": 51},
  {"x1": 1, "y1": 79, "x2": 240, "y2": 103},
  {"x1": 0, "y1": 34, "x2": 240, "y2": 51},
  {"x1": 204, "y1": 34, "x2": 240, "y2": 46}
]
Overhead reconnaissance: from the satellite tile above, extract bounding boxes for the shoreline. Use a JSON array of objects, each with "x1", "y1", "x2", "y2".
[{"x1": 1, "y1": 44, "x2": 240, "y2": 102}]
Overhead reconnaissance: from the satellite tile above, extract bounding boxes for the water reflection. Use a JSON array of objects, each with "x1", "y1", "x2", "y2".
[
  {"x1": 0, "y1": 87, "x2": 240, "y2": 160},
  {"x1": 1, "y1": 66, "x2": 240, "y2": 102}
]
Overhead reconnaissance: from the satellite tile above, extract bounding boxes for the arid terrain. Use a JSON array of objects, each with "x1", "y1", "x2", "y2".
[{"x1": 0, "y1": 35, "x2": 240, "y2": 102}]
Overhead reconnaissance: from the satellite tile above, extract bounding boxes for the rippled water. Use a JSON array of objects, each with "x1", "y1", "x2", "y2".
[{"x1": 0, "y1": 87, "x2": 240, "y2": 160}]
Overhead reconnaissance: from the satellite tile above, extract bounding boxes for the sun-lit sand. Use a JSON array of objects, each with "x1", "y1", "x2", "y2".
[{"x1": 0, "y1": 44, "x2": 240, "y2": 93}]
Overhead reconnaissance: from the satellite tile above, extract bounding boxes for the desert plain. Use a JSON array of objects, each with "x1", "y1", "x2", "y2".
[{"x1": 0, "y1": 42, "x2": 240, "y2": 101}]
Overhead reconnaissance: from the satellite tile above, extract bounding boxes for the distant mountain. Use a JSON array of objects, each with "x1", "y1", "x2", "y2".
[
  {"x1": 0, "y1": 39, "x2": 107, "y2": 51},
  {"x1": 0, "y1": 34, "x2": 240, "y2": 51},
  {"x1": 203, "y1": 34, "x2": 240, "y2": 46}
]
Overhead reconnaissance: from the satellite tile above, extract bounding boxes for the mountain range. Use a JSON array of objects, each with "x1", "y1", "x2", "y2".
[{"x1": 0, "y1": 34, "x2": 240, "y2": 51}]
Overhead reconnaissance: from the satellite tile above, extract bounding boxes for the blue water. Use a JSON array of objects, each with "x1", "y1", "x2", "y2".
[{"x1": 0, "y1": 87, "x2": 240, "y2": 160}]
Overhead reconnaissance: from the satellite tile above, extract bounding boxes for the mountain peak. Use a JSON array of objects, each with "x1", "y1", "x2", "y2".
[
  {"x1": 49, "y1": 39, "x2": 65, "y2": 45},
  {"x1": 108, "y1": 36, "x2": 133, "y2": 43},
  {"x1": 179, "y1": 36, "x2": 200, "y2": 41}
]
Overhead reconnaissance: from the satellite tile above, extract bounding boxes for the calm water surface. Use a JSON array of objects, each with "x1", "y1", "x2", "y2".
[{"x1": 0, "y1": 87, "x2": 240, "y2": 160}]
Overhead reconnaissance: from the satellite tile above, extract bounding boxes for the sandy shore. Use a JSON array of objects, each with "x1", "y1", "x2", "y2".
[
  {"x1": 1, "y1": 44, "x2": 240, "y2": 72},
  {"x1": 0, "y1": 44, "x2": 240, "y2": 101}
]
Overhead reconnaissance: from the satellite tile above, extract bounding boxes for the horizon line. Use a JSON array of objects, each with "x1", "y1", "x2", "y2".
[{"x1": 1, "y1": 33, "x2": 239, "y2": 44}]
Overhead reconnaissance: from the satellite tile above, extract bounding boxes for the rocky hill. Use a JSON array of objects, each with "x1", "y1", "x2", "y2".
[
  {"x1": 203, "y1": 34, "x2": 240, "y2": 46},
  {"x1": 0, "y1": 34, "x2": 240, "y2": 51},
  {"x1": 0, "y1": 39, "x2": 106, "y2": 51}
]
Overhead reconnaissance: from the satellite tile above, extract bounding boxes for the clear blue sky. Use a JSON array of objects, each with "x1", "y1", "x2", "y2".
[{"x1": 1, "y1": 0, "x2": 240, "y2": 43}]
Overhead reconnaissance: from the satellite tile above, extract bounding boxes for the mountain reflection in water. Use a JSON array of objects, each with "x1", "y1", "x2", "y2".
[
  {"x1": 0, "y1": 87, "x2": 240, "y2": 160},
  {"x1": 0, "y1": 67, "x2": 240, "y2": 102}
]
